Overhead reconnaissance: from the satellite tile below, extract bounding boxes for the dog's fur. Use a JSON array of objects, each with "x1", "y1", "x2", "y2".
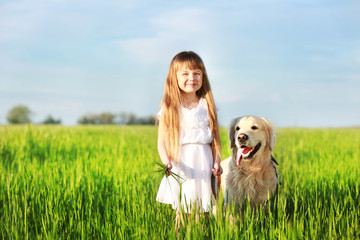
[{"x1": 221, "y1": 116, "x2": 278, "y2": 209}]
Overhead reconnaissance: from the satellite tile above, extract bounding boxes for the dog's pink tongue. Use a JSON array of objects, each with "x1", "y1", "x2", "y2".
[
  {"x1": 236, "y1": 150, "x2": 242, "y2": 166},
  {"x1": 236, "y1": 147, "x2": 253, "y2": 166},
  {"x1": 242, "y1": 147, "x2": 252, "y2": 155}
]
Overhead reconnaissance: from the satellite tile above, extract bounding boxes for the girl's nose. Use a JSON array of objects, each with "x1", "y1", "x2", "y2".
[{"x1": 189, "y1": 73, "x2": 194, "y2": 80}]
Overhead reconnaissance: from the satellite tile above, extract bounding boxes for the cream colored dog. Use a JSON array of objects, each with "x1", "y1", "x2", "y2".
[{"x1": 221, "y1": 116, "x2": 279, "y2": 209}]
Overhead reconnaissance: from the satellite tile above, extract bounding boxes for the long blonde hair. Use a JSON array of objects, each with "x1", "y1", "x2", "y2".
[{"x1": 159, "y1": 51, "x2": 221, "y2": 163}]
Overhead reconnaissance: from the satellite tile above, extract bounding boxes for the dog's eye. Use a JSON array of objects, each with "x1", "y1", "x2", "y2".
[
  {"x1": 235, "y1": 126, "x2": 240, "y2": 131},
  {"x1": 251, "y1": 126, "x2": 258, "y2": 130}
]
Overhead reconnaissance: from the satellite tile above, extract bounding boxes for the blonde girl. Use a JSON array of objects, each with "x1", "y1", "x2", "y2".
[{"x1": 156, "y1": 51, "x2": 222, "y2": 223}]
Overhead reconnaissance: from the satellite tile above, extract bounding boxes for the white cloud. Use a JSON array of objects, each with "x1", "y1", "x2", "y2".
[
  {"x1": 151, "y1": 8, "x2": 214, "y2": 33},
  {"x1": 269, "y1": 93, "x2": 281, "y2": 103},
  {"x1": 118, "y1": 8, "x2": 221, "y2": 64},
  {"x1": 0, "y1": 0, "x2": 140, "y2": 47},
  {"x1": 217, "y1": 95, "x2": 247, "y2": 104},
  {"x1": 353, "y1": 47, "x2": 360, "y2": 65}
]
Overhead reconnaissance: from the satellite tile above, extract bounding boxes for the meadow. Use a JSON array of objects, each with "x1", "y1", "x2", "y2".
[{"x1": 0, "y1": 125, "x2": 359, "y2": 239}]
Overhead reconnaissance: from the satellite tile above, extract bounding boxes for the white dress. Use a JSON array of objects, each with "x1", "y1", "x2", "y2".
[{"x1": 156, "y1": 98, "x2": 214, "y2": 213}]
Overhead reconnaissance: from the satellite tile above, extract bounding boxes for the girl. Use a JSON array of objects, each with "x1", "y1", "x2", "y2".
[{"x1": 156, "y1": 51, "x2": 222, "y2": 224}]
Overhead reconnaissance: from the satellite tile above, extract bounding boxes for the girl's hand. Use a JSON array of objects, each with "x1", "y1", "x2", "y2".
[
  {"x1": 212, "y1": 162, "x2": 222, "y2": 177},
  {"x1": 165, "y1": 162, "x2": 172, "y2": 176}
]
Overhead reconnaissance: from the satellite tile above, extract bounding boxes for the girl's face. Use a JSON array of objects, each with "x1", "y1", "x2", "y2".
[{"x1": 176, "y1": 65, "x2": 203, "y2": 95}]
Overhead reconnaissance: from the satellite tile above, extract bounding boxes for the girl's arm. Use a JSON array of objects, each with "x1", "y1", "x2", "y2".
[
  {"x1": 157, "y1": 115, "x2": 172, "y2": 174},
  {"x1": 212, "y1": 129, "x2": 222, "y2": 176}
]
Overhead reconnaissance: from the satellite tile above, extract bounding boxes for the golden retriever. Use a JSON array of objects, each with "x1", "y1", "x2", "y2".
[{"x1": 220, "y1": 116, "x2": 279, "y2": 209}]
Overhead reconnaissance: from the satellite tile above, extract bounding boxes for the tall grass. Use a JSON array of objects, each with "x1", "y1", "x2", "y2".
[{"x1": 0, "y1": 125, "x2": 359, "y2": 239}]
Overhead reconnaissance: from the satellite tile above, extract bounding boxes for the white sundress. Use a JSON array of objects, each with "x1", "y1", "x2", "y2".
[{"x1": 156, "y1": 98, "x2": 214, "y2": 213}]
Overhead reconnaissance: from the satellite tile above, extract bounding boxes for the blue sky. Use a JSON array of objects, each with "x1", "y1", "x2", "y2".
[{"x1": 1, "y1": 0, "x2": 359, "y2": 127}]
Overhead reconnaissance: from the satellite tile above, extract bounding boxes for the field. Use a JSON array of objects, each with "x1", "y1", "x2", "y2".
[{"x1": 0, "y1": 125, "x2": 359, "y2": 239}]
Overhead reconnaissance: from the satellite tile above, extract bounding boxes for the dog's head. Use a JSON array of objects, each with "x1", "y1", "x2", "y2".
[{"x1": 229, "y1": 116, "x2": 276, "y2": 166}]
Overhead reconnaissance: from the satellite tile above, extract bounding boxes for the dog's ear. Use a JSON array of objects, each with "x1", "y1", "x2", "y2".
[
  {"x1": 261, "y1": 117, "x2": 276, "y2": 151},
  {"x1": 229, "y1": 118, "x2": 240, "y2": 149}
]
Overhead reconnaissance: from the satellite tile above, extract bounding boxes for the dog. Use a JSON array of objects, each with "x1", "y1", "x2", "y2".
[{"x1": 220, "y1": 116, "x2": 279, "y2": 210}]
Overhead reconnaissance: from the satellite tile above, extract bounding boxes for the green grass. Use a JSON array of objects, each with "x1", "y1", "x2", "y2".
[{"x1": 0, "y1": 125, "x2": 359, "y2": 239}]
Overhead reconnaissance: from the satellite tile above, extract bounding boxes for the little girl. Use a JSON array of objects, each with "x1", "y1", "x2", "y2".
[{"x1": 156, "y1": 51, "x2": 222, "y2": 220}]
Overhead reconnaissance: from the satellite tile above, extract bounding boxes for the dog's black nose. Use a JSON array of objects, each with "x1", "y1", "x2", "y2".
[{"x1": 238, "y1": 133, "x2": 248, "y2": 141}]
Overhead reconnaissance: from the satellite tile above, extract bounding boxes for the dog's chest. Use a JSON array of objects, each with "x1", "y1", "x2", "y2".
[
  {"x1": 231, "y1": 168, "x2": 258, "y2": 192},
  {"x1": 228, "y1": 166, "x2": 275, "y2": 202}
]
